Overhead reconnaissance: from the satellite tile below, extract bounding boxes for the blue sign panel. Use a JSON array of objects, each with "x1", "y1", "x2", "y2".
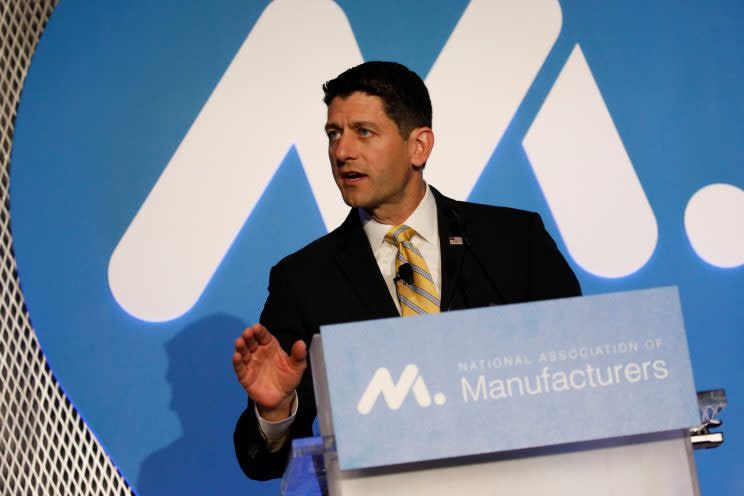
[{"x1": 321, "y1": 287, "x2": 699, "y2": 470}]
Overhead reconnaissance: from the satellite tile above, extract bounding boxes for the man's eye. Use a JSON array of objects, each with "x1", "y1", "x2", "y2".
[
  {"x1": 327, "y1": 130, "x2": 340, "y2": 141},
  {"x1": 358, "y1": 128, "x2": 372, "y2": 137}
]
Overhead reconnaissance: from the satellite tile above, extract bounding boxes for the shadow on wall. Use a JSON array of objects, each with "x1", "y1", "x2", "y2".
[{"x1": 137, "y1": 313, "x2": 277, "y2": 495}]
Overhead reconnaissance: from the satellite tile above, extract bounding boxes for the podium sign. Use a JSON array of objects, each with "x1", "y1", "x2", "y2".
[{"x1": 319, "y1": 287, "x2": 699, "y2": 471}]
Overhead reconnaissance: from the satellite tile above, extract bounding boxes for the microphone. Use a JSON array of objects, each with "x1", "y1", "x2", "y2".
[{"x1": 394, "y1": 263, "x2": 414, "y2": 285}]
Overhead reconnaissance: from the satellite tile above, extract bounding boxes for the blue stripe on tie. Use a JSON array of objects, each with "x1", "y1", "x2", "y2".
[
  {"x1": 409, "y1": 263, "x2": 435, "y2": 284},
  {"x1": 396, "y1": 254, "x2": 435, "y2": 285},
  {"x1": 408, "y1": 284, "x2": 440, "y2": 306},
  {"x1": 398, "y1": 294, "x2": 425, "y2": 315},
  {"x1": 393, "y1": 225, "x2": 409, "y2": 240},
  {"x1": 400, "y1": 240, "x2": 424, "y2": 258}
]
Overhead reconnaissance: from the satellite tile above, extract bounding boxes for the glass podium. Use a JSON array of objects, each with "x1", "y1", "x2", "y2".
[
  {"x1": 280, "y1": 436, "x2": 330, "y2": 496},
  {"x1": 278, "y1": 390, "x2": 725, "y2": 496}
]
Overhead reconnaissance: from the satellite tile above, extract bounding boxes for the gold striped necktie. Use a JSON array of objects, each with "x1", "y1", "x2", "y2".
[{"x1": 385, "y1": 225, "x2": 441, "y2": 316}]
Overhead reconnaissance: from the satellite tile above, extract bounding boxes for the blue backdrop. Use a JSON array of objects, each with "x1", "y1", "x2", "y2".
[{"x1": 9, "y1": 1, "x2": 742, "y2": 494}]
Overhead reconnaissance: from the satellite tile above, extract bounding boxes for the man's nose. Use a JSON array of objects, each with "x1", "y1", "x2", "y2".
[{"x1": 333, "y1": 133, "x2": 357, "y2": 163}]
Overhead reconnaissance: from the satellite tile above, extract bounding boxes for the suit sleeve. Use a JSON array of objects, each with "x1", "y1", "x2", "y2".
[
  {"x1": 233, "y1": 261, "x2": 318, "y2": 481},
  {"x1": 526, "y1": 212, "x2": 582, "y2": 299}
]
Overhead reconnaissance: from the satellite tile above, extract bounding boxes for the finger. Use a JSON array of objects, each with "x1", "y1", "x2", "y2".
[
  {"x1": 235, "y1": 336, "x2": 254, "y2": 360},
  {"x1": 289, "y1": 340, "x2": 307, "y2": 365},
  {"x1": 232, "y1": 352, "x2": 253, "y2": 392},
  {"x1": 239, "y1": 326, "x2": 256, "y2": 351},
  {"x1": 232, "y1": 351, "x2": 245, "y2": 374},
  {"x1": 240, "y1": 348, "x2": 252, "y2": 365},
  {"x1": 252, "y1": 323, "x2": 275, "y2": 346}
]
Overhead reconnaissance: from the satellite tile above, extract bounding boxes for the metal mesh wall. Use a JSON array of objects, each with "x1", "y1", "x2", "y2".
[{"x1": 0, "y1": 2, "x2": 134, "y2": 495}]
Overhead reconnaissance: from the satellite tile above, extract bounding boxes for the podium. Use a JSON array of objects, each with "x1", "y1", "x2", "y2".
[{"x1": 284, "y1": 288, "x2": 704, "y2": 495}]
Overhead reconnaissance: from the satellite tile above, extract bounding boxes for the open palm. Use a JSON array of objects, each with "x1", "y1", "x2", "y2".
[{"x1": 233, "y1": 323, "x2": 306, "y2": 410}]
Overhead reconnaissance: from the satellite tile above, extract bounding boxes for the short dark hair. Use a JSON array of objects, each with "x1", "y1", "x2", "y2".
[{"x1": 322, "y1": 61, "x2": 432, "y2": 137}]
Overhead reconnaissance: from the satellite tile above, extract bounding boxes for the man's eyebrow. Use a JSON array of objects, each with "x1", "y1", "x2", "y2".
[
  {"x1": 324, "y1": 120, "x2": 377, "y2": 132},
  {"x1": 349, "y1": 120, "x2": 377, "y2": 129}
]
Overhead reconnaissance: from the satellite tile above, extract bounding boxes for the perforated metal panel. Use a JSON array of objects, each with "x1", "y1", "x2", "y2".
[{"x1": 0, "y1": 2, "x2": 134, "y2": 494}]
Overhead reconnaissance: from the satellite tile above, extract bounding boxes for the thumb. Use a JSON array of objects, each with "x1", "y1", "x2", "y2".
[{"x1": 289, "y1": 339, "x2": 307, "y2": 365}]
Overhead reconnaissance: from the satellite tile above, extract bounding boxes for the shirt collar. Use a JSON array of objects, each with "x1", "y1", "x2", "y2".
[{"x1": 360, "y1": 185, "x2": 439, "y2": 250}]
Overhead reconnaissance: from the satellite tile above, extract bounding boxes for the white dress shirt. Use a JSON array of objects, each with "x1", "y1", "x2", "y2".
[{"x1": 257, "y1": 185, "x2": 441, "y2": 450}]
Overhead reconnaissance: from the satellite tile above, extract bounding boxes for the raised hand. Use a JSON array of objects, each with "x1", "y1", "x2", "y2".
[{"x1": 232, "y1": 323, "x2": 307, "y2": 421}]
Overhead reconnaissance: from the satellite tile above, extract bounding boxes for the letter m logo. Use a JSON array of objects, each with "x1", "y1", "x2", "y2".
[{"x1": 356, "y1": 365, "x2": 432, "y2": 415}]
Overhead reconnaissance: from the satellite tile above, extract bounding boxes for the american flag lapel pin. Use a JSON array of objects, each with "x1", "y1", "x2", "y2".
[{"x1": 448, "y1": 236, "x2": 463, "y2": 245}]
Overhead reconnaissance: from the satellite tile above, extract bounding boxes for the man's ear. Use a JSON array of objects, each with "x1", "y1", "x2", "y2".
[{"x1": 408, "y1": 127, "x2": 435, "y2": 167}]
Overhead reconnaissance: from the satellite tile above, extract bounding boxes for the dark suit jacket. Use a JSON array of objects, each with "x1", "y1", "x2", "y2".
[{"x1": 233, "y1": 187, "x2": 581, "y2": 480}]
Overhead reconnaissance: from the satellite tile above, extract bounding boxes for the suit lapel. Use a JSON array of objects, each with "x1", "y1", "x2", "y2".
[
  {"x1": 432, "y1": 188, "x2": 466, "y2": 311},
  {"x1": 333, "y1": 210, "x2": 400, "y2": 320}
]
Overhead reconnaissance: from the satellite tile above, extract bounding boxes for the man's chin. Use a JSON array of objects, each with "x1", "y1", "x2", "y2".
[{"x1": 339, "y1": 192, "x2": 371, "y2": 210}]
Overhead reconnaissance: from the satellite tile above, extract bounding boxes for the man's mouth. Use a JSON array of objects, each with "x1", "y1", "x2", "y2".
[{"x1": 340, "y1": 171, "x2": 367, "y2": 182}]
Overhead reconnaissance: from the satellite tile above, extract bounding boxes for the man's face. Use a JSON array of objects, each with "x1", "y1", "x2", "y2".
[{"x1": 325, "y1": 92, "x2": 424, "y2": 221}]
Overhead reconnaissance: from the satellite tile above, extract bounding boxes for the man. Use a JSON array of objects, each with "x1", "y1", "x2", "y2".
[{"x1": 232, "y1": 61, "x2": 581, "y2": 481}]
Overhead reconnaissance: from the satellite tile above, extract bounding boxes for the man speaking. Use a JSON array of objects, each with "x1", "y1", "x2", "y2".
[{"x1": 232, "y1": 61, "x2": 581, "y2": 480}]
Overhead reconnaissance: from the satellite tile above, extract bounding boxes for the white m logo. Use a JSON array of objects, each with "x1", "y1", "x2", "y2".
[
  {"x1": 109, "y1": 0, "x2": 659, "y2": 322},
  {"x1": 357, "y1": 365, "x2": 446, "y2": 415}
]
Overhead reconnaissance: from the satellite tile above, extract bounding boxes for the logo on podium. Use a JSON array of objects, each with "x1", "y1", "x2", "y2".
[{"x1": 357, "y1": 365, "x2": 447, "y2": 414}]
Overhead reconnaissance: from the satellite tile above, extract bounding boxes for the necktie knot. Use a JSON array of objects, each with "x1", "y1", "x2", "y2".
[{"x1": 385, "y1": 225, "x2": 416, "y2": 247}]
